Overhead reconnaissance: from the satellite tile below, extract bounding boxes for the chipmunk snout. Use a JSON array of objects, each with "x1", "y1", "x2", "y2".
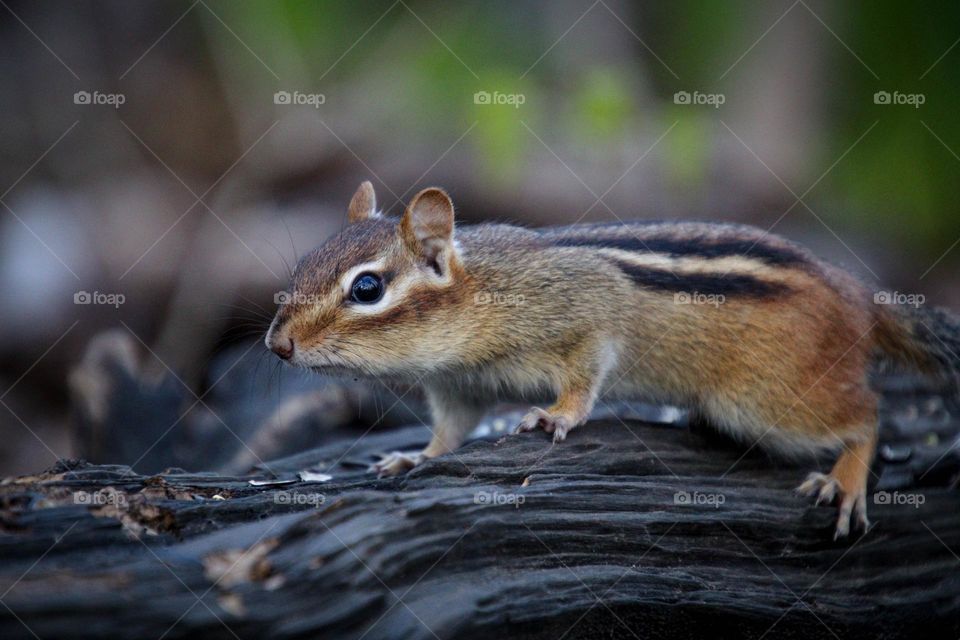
[{"x1": 271, "y1": 336, "x2": 295, "y2": 360}]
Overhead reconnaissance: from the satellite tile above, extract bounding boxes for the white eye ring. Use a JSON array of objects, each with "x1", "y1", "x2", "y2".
[
  {"x1": 338, "y1": 260, "x2": 387, "y2": 297},
  {"x1": 337, "y1": 259, "x2": 401, "y2": 315}
]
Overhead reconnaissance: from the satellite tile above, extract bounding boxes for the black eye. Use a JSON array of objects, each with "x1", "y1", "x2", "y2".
[{"x1": 350, "y1": 273, "x2": 384, "y2": 304}]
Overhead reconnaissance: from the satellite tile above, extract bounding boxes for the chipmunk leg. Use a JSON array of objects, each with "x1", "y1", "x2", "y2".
[
  {"x1": 516, "y1": 342, "x2": 615, "y2": 443},
  {"x1": 516, "y1": 390, "x2": 593, "y2": 443},
  {"x1": 797, "y1": 429, "x2": 877, "y2": 538},
  {"x1": 372, "y1": 389, "x2": 485, "y2": 477}
]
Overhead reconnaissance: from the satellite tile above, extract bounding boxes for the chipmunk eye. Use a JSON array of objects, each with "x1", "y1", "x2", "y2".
[{"x1": 350, "y1": 273, "x2": 384, "y2": 304}]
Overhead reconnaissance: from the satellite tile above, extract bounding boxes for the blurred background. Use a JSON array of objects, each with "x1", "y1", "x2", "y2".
[{"x1": 0, "y1": 0, "x2": 957, "y2": 476}]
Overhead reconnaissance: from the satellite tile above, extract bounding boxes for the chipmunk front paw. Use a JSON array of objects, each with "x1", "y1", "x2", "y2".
[
  {"x1": 796, "y1": 471, "x2": 869, "y2": 539},
  {"x1": 515, "y1": 407, "x2": 580, "y2": 443},
  {"x1": 371, "y1": 450, "x2": 423, "y2": 477}
]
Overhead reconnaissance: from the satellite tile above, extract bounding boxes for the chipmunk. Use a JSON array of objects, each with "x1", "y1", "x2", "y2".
[{"x1": 266, "y1": 181, "x2": 956, "y2": 538}]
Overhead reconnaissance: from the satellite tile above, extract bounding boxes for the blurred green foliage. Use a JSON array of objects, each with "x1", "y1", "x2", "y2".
[
  {"x1": 837, "y1": 1, "x2": 960, "y2": 247},
  {"x1": 224, "y1": 0, "x2": 957, "y2": 251}
]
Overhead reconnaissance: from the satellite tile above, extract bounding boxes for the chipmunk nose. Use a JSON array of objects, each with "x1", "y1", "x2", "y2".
[{"x1": 272, "y1": 337, "x2": 295, "y2": 360}]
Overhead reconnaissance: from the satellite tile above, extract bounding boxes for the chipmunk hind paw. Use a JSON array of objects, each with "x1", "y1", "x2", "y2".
[{"x1": 796, "y1": 471, "x2": 870, "y2": 539}]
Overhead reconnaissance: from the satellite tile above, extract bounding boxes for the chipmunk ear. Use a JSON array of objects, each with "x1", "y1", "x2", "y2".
[
  {"x1": 347, "y1": 181, "x2": 377, "y2": 223},
  {"x1": 400, "y1": 187, "x2": 458, "y2": 273}
]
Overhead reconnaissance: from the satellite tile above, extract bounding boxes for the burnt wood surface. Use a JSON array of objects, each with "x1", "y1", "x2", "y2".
[
  {"x1": 5, "y1": 335, "x2": 960, "y2": 639},
  {"x1": 2, "y1": 409, "x2": 959, "y2": 640}
]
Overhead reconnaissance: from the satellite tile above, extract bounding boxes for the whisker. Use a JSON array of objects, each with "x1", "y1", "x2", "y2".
[
  {"x1": 209, "y1": 302, "x2": 275, "y2": 321},
  {"x1": 264, "y1": 238, "x2": 294, "y2": 279},
  {"x1": 238, "y1": 294, "x2": 275, "y2": 318},
  {"x1": 251, "y1": 348, "x2": 273, "y2": 395},
  {"x1": 280, "y1": 214, "x2": 299, "y2": 263}
]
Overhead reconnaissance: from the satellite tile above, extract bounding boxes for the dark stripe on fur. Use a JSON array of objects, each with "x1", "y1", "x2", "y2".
[
  {"x1": 553, "y1": 235, "x2": 808, "y2": 268},
  {"x1": 610, "y1": 260, "x2": 790, "y2": 297}
]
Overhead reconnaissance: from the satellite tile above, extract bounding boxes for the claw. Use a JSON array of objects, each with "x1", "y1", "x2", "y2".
[
  {"x1": 515, "y1": 407, "x2": 551, "y2": 434},
  {"x1": 797, "y1": 471, "x2": 868, "y2": 539},
  {"x1": 796, "y1": 472, "x2": 828, "y2": 498},
  {"x1": 370, "y1": 450, "x2": 421, "y2": 477},
  {"x1": 854, "y1": 493, "x2": 870, "y2": 531},
  {"x1": 515, "y1": 407, "x2": 578, "y2": 442},
  {"x1": 817, "y1": 481, "x2": 839, "y2": 506}
]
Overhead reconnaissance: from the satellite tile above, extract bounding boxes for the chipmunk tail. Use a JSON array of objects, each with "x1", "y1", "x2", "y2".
[{"x1": 873, "y1": 304, "x2": 960, "y2": 387}]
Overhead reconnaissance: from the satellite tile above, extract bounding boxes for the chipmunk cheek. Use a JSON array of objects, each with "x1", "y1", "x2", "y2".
[{"x1": 297, "y1": 328, "x2": 328, "y2": 351}]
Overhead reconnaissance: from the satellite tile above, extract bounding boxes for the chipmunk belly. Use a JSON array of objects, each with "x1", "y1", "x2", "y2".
[{"x1": 444, "y1": 354, "x2": 572, "y2": 405}]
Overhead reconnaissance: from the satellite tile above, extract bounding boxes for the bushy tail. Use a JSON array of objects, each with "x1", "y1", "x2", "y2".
[{"x1": 873, "y1": 304, "x2": 960, "y2": 387}]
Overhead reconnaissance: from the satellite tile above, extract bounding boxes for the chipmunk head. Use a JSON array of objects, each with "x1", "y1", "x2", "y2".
[{"x1": 265, "y1": 181, "x2": 466, "y2": 375}]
